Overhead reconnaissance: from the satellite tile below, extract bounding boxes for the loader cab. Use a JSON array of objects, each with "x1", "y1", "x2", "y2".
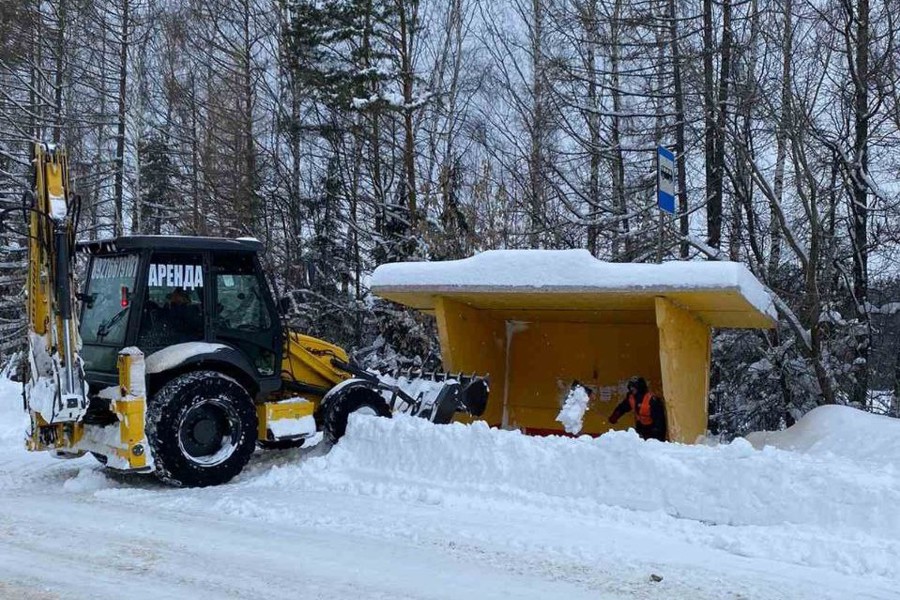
[{"x1": 79, "y1": 237, "x2": 282, "y2": 393}]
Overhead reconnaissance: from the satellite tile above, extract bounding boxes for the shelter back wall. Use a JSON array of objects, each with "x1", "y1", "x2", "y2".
[{"x1": 505, "y1": 322, "x2": 662, "y2": 435}]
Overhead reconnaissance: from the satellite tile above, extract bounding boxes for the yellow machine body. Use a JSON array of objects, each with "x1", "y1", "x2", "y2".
[
  {"x1": 282, "y1": 331, "x2": 352, "y2": 390},
  {"x1": 27, "y1": 327, "x2": 357, "y2": 461},
  {"x1": 27, "y1": 145, "x2": 58, "y2": 341},
  {"x1": 25, "y1": 144, "x2": 90, "y2": 448},
  {"x1": 256, "y1": 332, "x2": 354, "y2": 442},
  {"x1": 257, "y1": 397, "x2": 317, "y2": 442},
  {"x1": 20, "y1": 144, "x2": 484, "y2": 482},
  {"x1": 27, "y1": 349, "x2": 151, "y2": 471}
]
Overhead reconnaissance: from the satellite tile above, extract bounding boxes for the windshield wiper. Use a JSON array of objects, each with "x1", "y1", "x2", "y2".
[{"x1": 96, "y1": 305, "x2": 130, "y2": 341}]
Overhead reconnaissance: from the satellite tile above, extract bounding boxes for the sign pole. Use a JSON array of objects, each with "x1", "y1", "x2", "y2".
[
  {"x1": 657, "y1": 205, "x2": 664, "y2": 263},
  {"x1": 656, "y1": 149, "x2": 663, "y2": 262}
]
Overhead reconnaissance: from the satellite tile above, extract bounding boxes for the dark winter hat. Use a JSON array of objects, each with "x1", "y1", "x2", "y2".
[{"x1": 627, "y1": 376, "x2": 648, "y2": 394}]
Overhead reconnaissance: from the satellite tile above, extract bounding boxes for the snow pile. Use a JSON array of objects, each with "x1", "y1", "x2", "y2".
[
  {"x1": 238, "y1": 411, "x2": 900, "y2": 579},
  {"x1": 255, "y1": 413, "x2": 900, "y2": 540},
  {"x1": 747, "y1": 404, "x2": 900, "y2": 467},
  {"x1": 371, "y1": 249, "x2": 776, "y2": 319},
  {"x1": 62, "y1": 467, "x2": 121, "y2": 493},
  {"x1": 0, "y1": 377, "x2": 25, "y2": 444},
  {"x1": 0, "y1": 377, "x2": 85, "y2": 495},
  {"x1": 556, "y1": 385, "x2": 591, "y2": 434}
]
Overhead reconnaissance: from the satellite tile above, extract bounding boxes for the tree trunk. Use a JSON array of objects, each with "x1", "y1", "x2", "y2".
[
  {"x1": 770, "y1": 0, "x2": 792, "y2": 278},
  {"x1": 892, "y1": 346, "x2": 900, "y2": 416},
  {"x1": 131, "y1": 48, "x2": 145, "y2": 235},
  {"x1": 241, "y1": 0, "x2": 257, "y2": 237},
  {"x1": 361, "y1": 0, "x2": 386, "y2": 256},
  {"x1": 398, "y1": 0, "x2": 418, "y2": 230},
  {"x1": 112, "y1": 0, "x2": 130, "y2": 237},
  {"x1": 583, "y1": 1, "x2": 600, "y2": 257},
  {"x1": 702, "y1": 0, "x2": 718, "y2": 249},
  {"x1": 53, "y1": 0, "x2": 66, "y2": 144},
  {"x1": 190, "y1": 74, "x2": 202, "y2": 235},
  {"x1": 850, "y1": 0, "x2": 870, "y2": 407},
  {"x1": 609, "y1": 0, "x2": 627, "y2": 259},
  {"x1": 527, "y1": 0, "x2": 546, "y2": 248},
  {"x1": 710, "y1": 0, "x2": 731, "y2": 251},
  {"x1": 667, "y1": 0, "x2": 689, "y2": 258}
]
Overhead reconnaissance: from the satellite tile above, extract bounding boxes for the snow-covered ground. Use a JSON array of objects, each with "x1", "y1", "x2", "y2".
[{"x1": 1, "y1": 375, "x2": 898, "y2": 600}]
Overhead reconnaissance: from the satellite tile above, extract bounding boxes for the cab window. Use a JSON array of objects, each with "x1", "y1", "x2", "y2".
[
  {"x1": 81, "y1": 253, "x2": 139, "y2": 346},
  {"x1": 137, "y1": 252, "x2": 206, "y2": 350},
  {"x1": 214, "y1": 255, "x2": 270, "y2": 332},
  {"x1": 212, "y1": 253, "x2": 277, "y2": 376}
]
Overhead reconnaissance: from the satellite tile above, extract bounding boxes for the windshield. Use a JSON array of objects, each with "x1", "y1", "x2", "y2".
[{"x1": 80, "y1": 253, "x2": 140, "y2": 345}]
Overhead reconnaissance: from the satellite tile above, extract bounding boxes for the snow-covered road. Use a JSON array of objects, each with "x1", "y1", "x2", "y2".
[{"x1": 1, "y1": 376, "x2": 898, "y2": 600}]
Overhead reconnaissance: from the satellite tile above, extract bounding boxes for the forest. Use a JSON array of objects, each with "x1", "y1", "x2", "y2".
[{"x1": 1, "y1": 0, "x2": 899, "y2": 435}]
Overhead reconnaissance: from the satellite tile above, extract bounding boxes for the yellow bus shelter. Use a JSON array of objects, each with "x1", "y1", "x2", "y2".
[{"x1": 371, "y1": 250, "x2": 776, "y2": 443}]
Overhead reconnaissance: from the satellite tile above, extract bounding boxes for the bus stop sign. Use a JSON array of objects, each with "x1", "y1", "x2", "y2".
[{"x1": 657, "y1": 146, "x2": 675, "y2": 214}]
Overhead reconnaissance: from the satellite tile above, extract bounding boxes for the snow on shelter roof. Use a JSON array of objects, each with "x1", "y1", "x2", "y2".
[{"x1": 371, "y1": 249, "x2": 777, "y2": 329}]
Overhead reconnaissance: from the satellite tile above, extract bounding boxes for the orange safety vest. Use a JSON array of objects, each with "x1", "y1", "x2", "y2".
[{"x1": 628, "y1": 392, "x2": 655, "y2": 426}]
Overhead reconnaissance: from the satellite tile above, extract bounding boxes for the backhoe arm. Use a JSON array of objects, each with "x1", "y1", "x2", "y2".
[{"x1": 25, "y1": 143, "x2": 87, "y2": 432}]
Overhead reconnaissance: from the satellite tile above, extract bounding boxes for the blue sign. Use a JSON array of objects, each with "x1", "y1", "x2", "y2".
[{"x1": 657, "y1": 146, "x2": 676, "y2": 214}]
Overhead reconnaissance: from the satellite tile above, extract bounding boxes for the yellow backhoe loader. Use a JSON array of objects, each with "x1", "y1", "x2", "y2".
[{"x1": 19, "y1": 143, "x2": 488, "y2": 486}]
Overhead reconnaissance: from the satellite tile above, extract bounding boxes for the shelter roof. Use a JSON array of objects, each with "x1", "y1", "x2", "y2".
[{"x1": 371, "y1": 250, "x2": 776, "y2": 328}]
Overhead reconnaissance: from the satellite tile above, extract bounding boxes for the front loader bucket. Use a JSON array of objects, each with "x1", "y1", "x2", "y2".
[
  {"x1": 332, "y1": 358, "x2": 491, "y2": 424},
  {"x1": 429, "y1": 383, "x2": 461, "y2": 425},
  {"x1": 374, "y1": 374, "x2": 458, "y2": 421}
]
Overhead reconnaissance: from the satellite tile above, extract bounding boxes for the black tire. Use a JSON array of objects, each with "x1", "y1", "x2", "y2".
[
  {"x1": 322, "y1": 386, "x2": 391, "y2": 444},
  {"x1": 146, "y1": 370, "x2": 257, "y2": 487},
  {"x1": 257, "y1": 438, "x2": 305, "y2": 450}
]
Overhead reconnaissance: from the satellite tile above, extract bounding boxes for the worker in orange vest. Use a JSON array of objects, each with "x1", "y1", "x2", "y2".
[{"x1": 608, "y1": 376, "x2": 667, "y2": 441}]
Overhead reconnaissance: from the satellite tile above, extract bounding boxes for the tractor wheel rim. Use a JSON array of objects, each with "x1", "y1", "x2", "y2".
[{"x1": 177, "y1": 398, "x2": 241, "y2": 466}]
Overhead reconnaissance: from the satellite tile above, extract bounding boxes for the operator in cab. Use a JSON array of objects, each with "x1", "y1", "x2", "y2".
[
  {"x1": 163, "y1": 287, "x2": 203, "y2": 341},
  {"x1": 608, "y1": 376, "x2": 667, "y2": 442}
]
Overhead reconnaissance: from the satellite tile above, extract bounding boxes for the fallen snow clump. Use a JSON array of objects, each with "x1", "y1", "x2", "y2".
[{"x1": 556, "y1": 385, "x2": 591, "y2": 434}]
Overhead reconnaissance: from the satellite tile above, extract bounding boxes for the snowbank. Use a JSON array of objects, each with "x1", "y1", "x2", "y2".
[
  {"x1": 255, "y1": 414, "x2": 900, "y2": 540},
  {"x1": 371, "y1": 249, "x2": 776, "y2": 319},
  {"x1": 747, "y1": 404, "x2": 900, "y2": 467},
  {"x1": 0, "y1": 377, "x2": 25, "y2": 444}
]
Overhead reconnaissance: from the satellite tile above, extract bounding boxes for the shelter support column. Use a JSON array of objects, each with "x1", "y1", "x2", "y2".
[
  {"x1": 655, "y1": 297, "x2": 712, "y2": 443},
  {"x1": 434, "y1": 297, "x2": 507, "y2": 427}
]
